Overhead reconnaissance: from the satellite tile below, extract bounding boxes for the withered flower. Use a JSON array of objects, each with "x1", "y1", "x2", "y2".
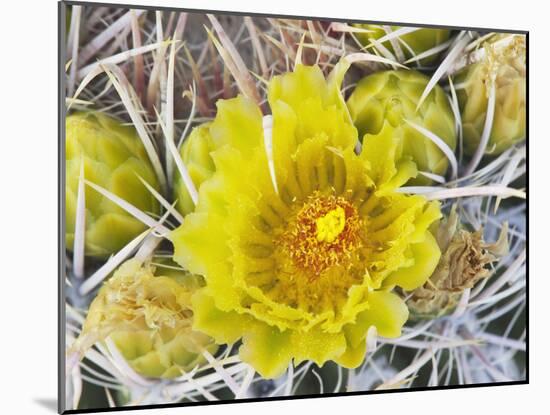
[{"x1": 407, "y1": 205, "x2": 508, "y2": 320}]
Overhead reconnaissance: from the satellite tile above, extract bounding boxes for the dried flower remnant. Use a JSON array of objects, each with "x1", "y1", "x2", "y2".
[
  {"x1": 170, "y1": 63, "x2": 443, "y2": 378},
  {"x1": 347, "y1": 70, "x2": 456, "y2": 184},
  {"x1": 455, "y1": 34, "x2": 526, "y2": 155},
  {"x1": 407, "y1": 206, "x2": 509, "y2": 320},
  {"x1": 66, "y1": 112, "x2": 160, "y2": 257},
  {"x1": 71, "y1": 259, "x2": 217, "y2": 378}
]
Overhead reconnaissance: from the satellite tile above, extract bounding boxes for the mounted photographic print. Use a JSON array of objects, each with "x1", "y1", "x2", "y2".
[{"x1": 59, "y1": 1, "x2": 528, "y2": 413}]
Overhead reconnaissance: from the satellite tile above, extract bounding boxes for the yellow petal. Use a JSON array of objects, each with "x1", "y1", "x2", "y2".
[
  {"x1": 289, "y1": 329, "x2": 347, "y2": 367},
  {"x1": 192, "y1": 289, "x2": 250, "y2": 344},
  {"x1": 334, "y1": 338, "x2": 367, "y2": 369},
  {"x1": 360, "y1": 121, "x2": 400, "y2": 186},
  {"x1": 209, "y1": 95, "x2": 263, "y2": 157},
  {"x1": 384, "y1": 231, "x2": 441, "y2": 291},
  {"x1": 239, "y1": 323, "x2": 293, "y2": 379},
  {"x1": 346, "y1": 290, "x2": 409, "y2": 344}
]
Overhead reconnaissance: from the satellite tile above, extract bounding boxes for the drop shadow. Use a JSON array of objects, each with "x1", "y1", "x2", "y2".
[{"x1": 34, "y1": 398, "x2": 58, "y2": 413}]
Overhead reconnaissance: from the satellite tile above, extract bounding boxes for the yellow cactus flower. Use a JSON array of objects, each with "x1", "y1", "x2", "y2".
[
  {"x1": 455, "y1": 34, "x2": 526, "y2": 155},
  {"x1": 72, "y1": 259, "x2": 217, "y2": 379},
  {"x1": 347, "y1": 70, "x2": 456, "y2": 184},
  {"x1": 170, "y1": 63, "x2": 442, "y2": 379},
  {"x1": 66, "y1": 112, "x2": 160, "y2": 257}
]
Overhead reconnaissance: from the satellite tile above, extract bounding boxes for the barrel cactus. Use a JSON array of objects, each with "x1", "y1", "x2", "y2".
[
  {"x1": 65, "y1": 112, "x2": 160, "y2": 258},
  {"x1": 454, "y1": 34, "x2": 526, "y2": 155},
  {"x1": 72, "y1": 258, "x2": 217, "y2": 379},
  {"x1": 346, "y1": 70, "x2": 456, "y2": 184},
  {"x1": 354, "y1": 25, "x2": 450, "y2": 64}
]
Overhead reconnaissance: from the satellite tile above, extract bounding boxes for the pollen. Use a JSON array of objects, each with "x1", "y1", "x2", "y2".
[
  {"x1": 278, "y1": 192, "x2": 363, "y2": 278},
  {"x1": 316, "y1": 207, "x2": 346, "y2": 243}
]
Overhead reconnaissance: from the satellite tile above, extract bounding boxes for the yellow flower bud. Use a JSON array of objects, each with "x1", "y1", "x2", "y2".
[
  {"x1": 65, "y1": 112, "x2": 160, "y2": 257},
  {"x1": 354, "y1": 25, "x2": 451, "y2": 64},
  {"x1": 347, "y1": 70, "x2": 456, "y2": 184},
  {"x1": 72, "y1": 259, "x2": 217, "y2": 379},
  {"x1": 173, "y1": 124, "x2": 216, "y2": 216},
  {"x1": 455, "y1": 34, "x2": 526, "y2": 155}
]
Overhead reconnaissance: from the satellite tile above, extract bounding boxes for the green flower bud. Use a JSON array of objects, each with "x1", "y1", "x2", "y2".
[
  {"x1": 347, "y1": 70, "x2": 456, "y2": 184},
  {"x1": 354, "y1": 25, "x2": 451, "y2": 64},
  {"x1": 73, "y1": 258, "x2": 217, "y2": 379},
  {"x1": 173, "y1": 124, "x2": 216, "y2": 215},
  {"x1": 407, "y1": 206, "x2": 508, "y2": 320},
  {"x1": 65, "y1": 112, "x2": 160, "y2": 258},
  {"x1": 455, "y1": 34, "x2": 526, "y2": 155}
]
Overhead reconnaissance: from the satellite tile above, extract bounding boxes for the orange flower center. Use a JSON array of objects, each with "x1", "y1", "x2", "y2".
[{"x1": 279, "y1": 192, "x2": 363, "y2": 278}]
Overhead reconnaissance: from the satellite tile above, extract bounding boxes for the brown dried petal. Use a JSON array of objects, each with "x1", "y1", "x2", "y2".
[{"x1": 407, "y1": 205, "x2": 508, "y2": 319}]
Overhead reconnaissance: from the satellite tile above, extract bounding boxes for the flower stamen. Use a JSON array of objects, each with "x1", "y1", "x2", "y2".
[{"x1": 278, "y1": 192, "x2": 363, "y2": 278}]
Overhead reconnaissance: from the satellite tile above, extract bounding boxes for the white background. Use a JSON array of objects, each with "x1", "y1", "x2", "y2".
[{"x1": 0, "y1": 0, "x2": 543, "y2": 413}]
